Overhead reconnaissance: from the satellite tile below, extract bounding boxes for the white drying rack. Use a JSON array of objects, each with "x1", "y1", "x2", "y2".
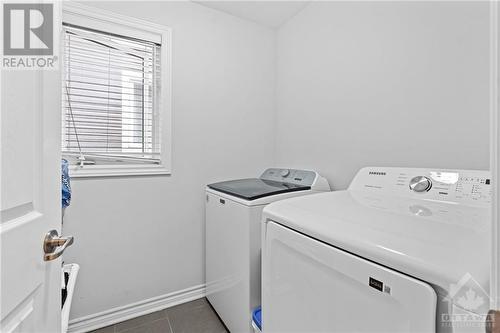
[{"x1": 62, "y1": 263, "x2": 80, "y2": 333}]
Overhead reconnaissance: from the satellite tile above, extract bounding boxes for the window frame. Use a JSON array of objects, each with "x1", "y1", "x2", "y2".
[{"x1": 62, "y1": 2, "x2": 172, "y2": 178}]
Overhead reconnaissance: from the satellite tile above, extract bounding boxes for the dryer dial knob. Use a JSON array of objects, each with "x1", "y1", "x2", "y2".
[
  {"x1": 281, "y1": 169, "x2": 290, "y2": 177},
  {"x1": 409, "y1": 176, "x2": 432, "y2": 193}
]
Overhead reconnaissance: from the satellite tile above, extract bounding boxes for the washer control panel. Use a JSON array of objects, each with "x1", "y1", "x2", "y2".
[
  {"x1": 349, "y1": 167, "x2": 491, "y2": 205},
  {"x1": 260, "y1": 168, "x2": 317, "y2": 186}
]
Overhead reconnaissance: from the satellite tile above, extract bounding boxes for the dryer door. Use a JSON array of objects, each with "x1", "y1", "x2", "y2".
[{"x1": 262, "y1": 221, "x2": 437, "y2": 333}]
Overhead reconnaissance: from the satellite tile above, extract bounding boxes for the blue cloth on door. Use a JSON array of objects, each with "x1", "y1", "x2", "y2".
[
  {"x1": 61, "y1": 159, "x2": 71, "y2": 208},
  {"x1": 252, "y1": 306, "x2": 262, "y2": 331}
]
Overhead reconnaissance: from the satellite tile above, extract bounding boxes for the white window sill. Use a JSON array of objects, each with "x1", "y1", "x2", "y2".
[{"x1": 69, "y1": 164, "x2": 171, "y2": 178}]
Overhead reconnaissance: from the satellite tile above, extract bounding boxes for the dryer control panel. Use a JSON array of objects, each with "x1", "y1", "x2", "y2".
[{"x1": 349, "y1": 167, "x2": 491, "y2": 206}]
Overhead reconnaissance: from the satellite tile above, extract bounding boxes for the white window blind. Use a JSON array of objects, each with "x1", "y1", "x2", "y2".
[{"x1": 62, "y1": 24, "x2": 161, "y2": 166}]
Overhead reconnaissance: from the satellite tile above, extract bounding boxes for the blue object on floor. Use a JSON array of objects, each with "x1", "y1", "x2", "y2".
[
  {"x1": 252, "y1": 306, "x2": 262, "y2": 331},
  {"x1": 61, "y1": 159, "x2": 72, "y2": 208}
]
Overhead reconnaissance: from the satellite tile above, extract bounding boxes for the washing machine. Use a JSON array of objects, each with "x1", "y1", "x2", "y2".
[
  {"x1": 262, "y1": 167, "x2": 491, "y2": 333},
  {"x1": 206, "y1": 168, "x2": 330, "y2": 333}
]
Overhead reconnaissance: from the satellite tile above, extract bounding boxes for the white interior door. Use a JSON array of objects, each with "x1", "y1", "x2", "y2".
[{"x1": 0, "y1": 51, "x2": 63, "y2": 333}]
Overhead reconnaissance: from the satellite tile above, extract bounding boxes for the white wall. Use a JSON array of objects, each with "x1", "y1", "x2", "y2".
[
  {"x1": 275, "y1": 1, "x2": 491, "y2": 190},
  {"x1": 63, "y1": 1, "x2": 275, "y2": 321}
]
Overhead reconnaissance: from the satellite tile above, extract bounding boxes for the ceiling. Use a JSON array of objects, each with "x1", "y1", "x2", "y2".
[{"x1": 194, "y1": 1, "x2": 310, "y2": 28}]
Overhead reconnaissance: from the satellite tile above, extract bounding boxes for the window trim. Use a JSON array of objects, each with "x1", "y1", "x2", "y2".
[{"x1": 62, "y1": 2, "x2": 172, "y2": 178}]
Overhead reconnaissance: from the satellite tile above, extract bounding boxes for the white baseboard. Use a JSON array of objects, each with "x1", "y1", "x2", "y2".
[{"x1": 67, "y1": 284, "x2": 206, "y2": 333}]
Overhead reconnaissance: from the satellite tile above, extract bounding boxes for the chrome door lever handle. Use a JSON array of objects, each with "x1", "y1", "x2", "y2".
[{"x1": 43, "y1": 230, "x2": 74, "y2": 261}]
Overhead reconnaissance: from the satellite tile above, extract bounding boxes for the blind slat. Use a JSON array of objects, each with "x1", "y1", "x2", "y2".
[
  {"x1": 63, "y1": 47, "x2": 151, "y2": 67},
  {"x1": 64, "y1": 109, "x2": 155, "y2": 120},
  {"x1": 65, "y1": 117, "x2": 153, "y2": 124},
  {"x1": 64, "y1": 109, "x2": 155, "y2": 117},
  {"x1": 64, "y1": 65, "x2": 154, "y2": 80},
  {"x1": 63, "y1": 39, "x2": 155, "y2": 55},
  {"x1": 65, "y1": 93, "x2": 153, "y2": 104},
  {"x1": 65, "y1": 73, "x2": 155, "y2": 86},
  {"x1": 65, "y1": 87, "x2": 145, "y2": 98},
  {"x1": 63, "y1": 44, "x2": 154, "y2": 61},
  {"x1": 65, "y1": 147, "x2": 160, "y2": 150},
  {"x1": 64, "y1": 99, "x2": 151, "y2": 110},
  {"x1": 65, "y1": 58, "x2": 155, "y2": 74},
  {"x1": 66, "y1": 79, "x2": 149, "y2": 90}
]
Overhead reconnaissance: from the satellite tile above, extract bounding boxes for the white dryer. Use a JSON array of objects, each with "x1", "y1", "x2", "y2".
[
  {"x1": 262, "y1": 167, "x2": 491, "y2": 333},
  {"x1": 206, "y1": 168, "x2": 330, "y2": 333}
]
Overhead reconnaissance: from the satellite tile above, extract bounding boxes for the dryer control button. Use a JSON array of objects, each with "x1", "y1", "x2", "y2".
[{"x1": 409, "y1": 176, "x2": 432, "y2": 192}]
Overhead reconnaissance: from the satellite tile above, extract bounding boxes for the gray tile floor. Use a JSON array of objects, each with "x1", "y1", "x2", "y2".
[{"x1": 91, "y1": 298, "x2": 228, "y2": 333}]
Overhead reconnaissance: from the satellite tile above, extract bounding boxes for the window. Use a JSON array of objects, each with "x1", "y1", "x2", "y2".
[{"x1": 62, "y1": 4, "x2": 171, "y2": 177}]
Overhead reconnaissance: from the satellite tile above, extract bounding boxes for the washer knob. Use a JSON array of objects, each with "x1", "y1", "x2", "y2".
[
  {"x1": 281, "y1": 169, "x2": 290, "y2": 177},
  {"x1": 409, "y1": 176, "x2": 432, "y2": 192}
]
